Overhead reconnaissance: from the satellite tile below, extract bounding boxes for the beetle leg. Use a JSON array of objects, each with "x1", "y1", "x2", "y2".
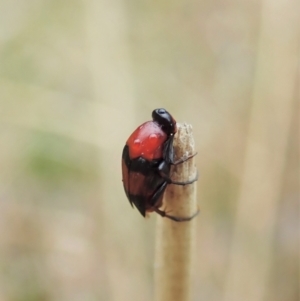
[
  {"x1": 158, "y1": 161, "x2": 198, "y2": 185},
  {"x1": 153, "y1": 207, "x2": 200, "y2": 222},
  {"x1": 157, "y1": 161, "x2": 171, "y2": 178},
  {"x1": 171, "y1": 152, "x2": 198, "y2": 165},
  {"x1": 167, "y1": 171, "x2": 198, "y2": 185},
  {"x1": 162, "y1": 135, "x2": 175, "y2": 164},
  {"x1": 149, "y1": 181, "x2": 168, "y2": 207},
  {"x1": 162, "y1": 135, "x2": 197, "y2": 165}
]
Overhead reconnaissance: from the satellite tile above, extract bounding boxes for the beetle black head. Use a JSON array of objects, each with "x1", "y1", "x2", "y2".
[{"x1": 152, "y1": 108, "x2": 177, "y2": 135}]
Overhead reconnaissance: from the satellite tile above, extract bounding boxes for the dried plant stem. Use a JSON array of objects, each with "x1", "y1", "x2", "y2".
[{"x1": 154, "y1": 123, "x2": 198, "y2": 301}]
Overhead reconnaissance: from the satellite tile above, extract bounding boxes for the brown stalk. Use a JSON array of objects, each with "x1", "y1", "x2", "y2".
[{"x1": 154, "y1": 122, "x2": 198, "y2": 301}]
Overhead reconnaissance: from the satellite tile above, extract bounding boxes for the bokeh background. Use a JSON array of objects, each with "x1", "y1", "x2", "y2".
[{"x1": 0, "y1": 0, "x2": 299, "y2": 300}]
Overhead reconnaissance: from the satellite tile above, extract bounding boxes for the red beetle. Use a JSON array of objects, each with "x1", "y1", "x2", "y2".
[{"x1": 121, "y1": 108, "x2": 198, "y2": 222}]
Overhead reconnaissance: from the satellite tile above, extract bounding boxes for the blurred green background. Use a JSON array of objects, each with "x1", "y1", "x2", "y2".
[{"x1": 0, "y1": 0, "x2": 298, "y2": 300}]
